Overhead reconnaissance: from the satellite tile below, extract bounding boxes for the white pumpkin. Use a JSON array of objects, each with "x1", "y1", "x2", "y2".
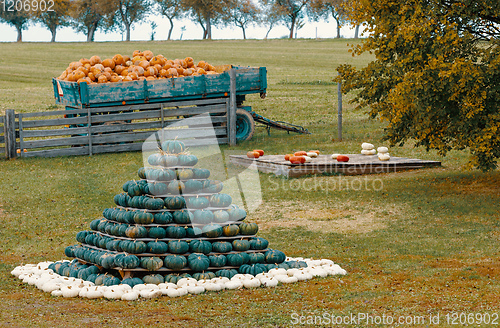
[
  {"x1": 378, "y1": 153, "x2": 390, "y2": 161},
  {"x1": 377, "y1": 146, "x2": 389, "y2": 153},
  {"x1": 204, "y1": 282, "x2": 224, "y2": 292},
  {"x1": 361, "y1": 149, "x2": 377, "y2": 155},
  {"x1": 268, "y1": 268, "x2": 287, "y2": 277},
  {"x1": 140, "y1": 288, "x2": 162, "y2": 299},
  {"x1": 51, "y1": 290, "x2": 63, "y2": 297},
  {"x1": 177, "y1": 277, "x2": 197, "y2": 287},
  {"x1": 165, "y1": 288, "x2": 182, "y2": 298},
  {"x1": 224, "y1": 280, "x2": 243, "y2": 290},
  {"x1": 306, "y1": 151, "x2": 318, "y2": 158},
  {"x1": 331, "y1": 153, "x2": 341, "y2": 160},
  {"x1": 303, "y1": 155, "x2": 312, "y2": 163},
  {"x1": 361, "y1": 142, "x2": 375, "y2": 150},
  {"x1": 61, "y1": 285, "x2": 81, "y2": 298},
  {"x1": 103, "y1": 287, "x2": 124, "y2": 299},
  {"x1": 186, "y1": 285, "x2": 205, "y2": 295},
  {"x1": 121, "y1": 290, "x2": 140, "y2": 301},
  {"x1": 242, "y1": 278, "x2": 261, "y2": 288},
  {"x1": 260, "y1": 277, "x2": 279, "y2": 287}
]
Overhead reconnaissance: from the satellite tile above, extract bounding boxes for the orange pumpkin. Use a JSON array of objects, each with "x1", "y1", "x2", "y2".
[
  {"x1": 247, "y1": 151, "x2": 260, "y2": 159},
  {"x1": 102, "y1": 58, "x2": 115, "y2": 70},
  {"x1": 337, "y1": 155, "x2": 349, "y2": 162},
  {"x1": 79, "y1": 58, "x2": 91, "y2": 65},
  {"x1": 97, "y1": 75, "x2": 108, "y2": 83},
  {"x1": 89, "y1": 55, "x2": 101, "y2": 65},
  {"x1": 132, "y1": 50, "x2": 143, "y2": 57},
  {"x1": 253, "y1": 149, "x2": 264, "y2": 156},
  {"x1": 112, "y1": 54, "x2": 125, "y2": 65},
  {"x1": 284, "y1": 154, "x2": 293, "y2": 161},
  {"x1": 294, "y1": 151, "x2": 308, "y2": 156},
  {"x1": 143, "y1": 50, "x2": 154, "y2": 60},
  {"x1": 289, "y1": 156, "x2": 306, "y2": 164}
]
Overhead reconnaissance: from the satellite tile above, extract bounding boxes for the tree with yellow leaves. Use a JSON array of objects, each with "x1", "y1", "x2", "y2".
[{"x1": 338, "y1": 0, "x2": 500, "y2": 170}]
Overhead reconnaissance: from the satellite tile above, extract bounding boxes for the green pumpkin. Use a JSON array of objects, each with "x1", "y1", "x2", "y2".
[
  {"x1": 143, "y1": 274, "x2": 164, "y2": 284},
  {"x1": 184, "y1": 180, "x2": 203, "y2": 193},
  {"x1": 186, "y1": 196, "x2": 209, "y2": 209},
  {"x1": 215, "y1": 269, "x2": 238, "y2": 279},
  {"x1": 240, "y1": 252, "x2": 250, "y2": 264},
  {"x1": 125, "y1": 225, "x2": 148, "y2": 238},
  {"x1": 147, "y1": 240, "x2": 169, "y2": 254},
  {"x1": 193, "y1": 271, "x2": 215, "y2": 280},
  {"x1": 154, "y1": 211, "x2": 173, "y2": 224},
  {"x1": 64, "y1": 245, "x2": 75, "y2": 258},
  {"x1": 186, "y1": 226, "x2": 202, "y2": 237},
  {"x1": 213, "y1": 210, "x2": 230, "y2": 224},
  {"x1": 167, "y1": 180, "x2": 185, "y2": 195},
  {"x1": 99, "y1": 253, "x2": 116, "y2": 269},
  {"x1": 249, "y1": 237, "x2": 269, "y2": 250},
  {"x1": 148, "y1": 153, "x2": 162, "y2": 166},
  {"x1": 76, "y1": 231, "x2": 89, "y2": 243},
  {"x1": 164, "y1": 255, "x2": 188, "y2": 270},
  {"x1": 123, "y1": 211, "x2": 136, "y2": 224},
  {"x1": 165, "y1": 196, "x2": 186, "y2": 209},
  {"x1": 285, "y1": 260, "x2": 307, "y2": 268},
  {"x1": 226, "y1": 253, "x2": 244, "y2": 266},
  {"x1": 148, "y1": 226, "x2": 166, "y2": 239},
  {"x1": 211, "y1": 241, "x2": 233, "y2": 253},
  {"x1": 106, "y1": 239, "x2": 121, "y2": 251},
  {"x1": 138, "y1": 167, "x2": 147, "y2": 179},
  {"x1": 176, "y1": 168, "x2": 194, "y2": 180},
  {"x1": 133, "y1": 211, "x2": 155, "y2": 224},
  {"x1": 202, "y1": 180, "x2": 223, "y2": 193},
  {"x1": 168, "y1": 240, "x2": 190, "y2": 254},
  {"x1": 160, "y1": 154, "x2": 179, "y2": 167},
  {"x1": 161, "y1": 140, "x2": 186, "y2": 154},
  {"x1": 210, "y1": 194, "x2": 232, "y2": 207},
  {"x1": 232, "y1": 239, "x2": 250, "y2": 251},
  {"x1": 123, "y1": 180, "x2": 133, "y2": 193},
  {"x1": 202, "y1": 224, "x2": 223, "y2": 238},
  {"x1": 90, "y1": 218, "x2": 102, "y2": 231},
  {"x1": 193, "y1": 209, "x2": 214, "y2": 224},
  {"x1": 157, "y1": 168, "x2": 176, "y2": 181},
  {"x1": 177, "y1": 154, "x2": 198, "y2": 166},
  {"x1": 187, "y1": 253, "x2": 210, "y2": 272},
  {"x1": 189, "y1": 240, "x2": 212, "y2": 254},
  {"x1": 115, "y1": 254, "x2": 140, "y2": 269},
  {"x1": 140, "y1": 257, "x2": 164, "y2": 271},
  {"x1": 247, "y1": 252, "x2": 266, "y2": 264},
  {"x1": 113, "y1": 193, "x2": 130, "y2": 207},
  {"x1": 264, "y1": 249, "x2": 286, "y2": 264},
  {"x1": 166, "y1": 226, "x2": 187, "y2": 239},
  {"x1": 227, "y1": 207, "x2": 247, "y2": 222},
  {"x1": 148, "y1": 182, "x2": 168, "y2": 196},
  {"x1": 238, "y1": 263, "x2": 267, "y2": 276},
  {"x1": 173, "y1": 210, "x2": 193, "y2": 224},
  {"x1": 209, "y1": 254, "x2": 227, "y2": 267},
  {"x1": 192, "y1": 168, "x2": 210, "y2": 179},
  {"x1": 121, "y1": 277, "x2": 144, "y2": 287},
  {"x1": 125, "y1": 240, "x2": 148, "y2": 254},
  {"x1": 127, "y1": 181, "x2": 144, "y2": 197},
  {"x1": 238, "y1": 222, "x2": 258, "y2": 235},
  {"x1": 145, "y1": 198, "x2": 165, "y2": 210}
]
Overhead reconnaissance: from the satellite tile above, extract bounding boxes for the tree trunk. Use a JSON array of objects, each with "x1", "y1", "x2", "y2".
[
  {"x1": 289, "y1": 16, "x2": 296, "y2": 39},
  {"x1": 354, "y1": 24, "x2": 360, "y2": 39},
  {"x1": 265, "y1": 23, "x2": 273, "y2": 39},
  {"x1": 16, "y1": 25, "x2": 22, "y2": 42},
  {"x1": 335, "y1": 17, "x2": 341, "y2": 38},
  {"x1": 242, "y1": 26, "x2": 246, "y2": 40},
  {"x1": 206, "y1": 13, "x2": 212, "y2": 40},
  {"x1": 50, "y1": 27, "x2": 57, "y2": 42},
  {"x1": 167, "y1": 17, "x2": 174, "y2": 41},
  {"x1": 125, "y1": 22, "x2": 131, "y2": 41},
  {"x1": 87, "y1": 21, "x2": 98, "y2": 42}
]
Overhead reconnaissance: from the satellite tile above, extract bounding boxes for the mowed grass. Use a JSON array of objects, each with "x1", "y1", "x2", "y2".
[{"x1": 0, "y1": 39, "x2": 499, "y2": 327}]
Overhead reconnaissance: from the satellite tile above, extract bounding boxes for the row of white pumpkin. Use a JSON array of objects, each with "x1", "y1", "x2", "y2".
[{"x1": 11, "y1": 257, "x2": 347, "y2": 301}]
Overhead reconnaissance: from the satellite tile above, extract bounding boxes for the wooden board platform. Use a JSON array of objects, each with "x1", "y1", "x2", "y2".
[{"x1": 230, "y1": 154, "x2": 441, "y2": 178}]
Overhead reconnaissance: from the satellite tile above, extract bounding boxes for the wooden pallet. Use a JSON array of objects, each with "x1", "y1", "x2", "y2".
[{"x1": 230, "y1": 154, "x2": 441, "y2": 178}]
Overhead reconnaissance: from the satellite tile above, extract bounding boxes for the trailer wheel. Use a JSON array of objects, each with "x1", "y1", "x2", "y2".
[{"x1": 235, "y1": 109, "x2": 255, "y2": 141}]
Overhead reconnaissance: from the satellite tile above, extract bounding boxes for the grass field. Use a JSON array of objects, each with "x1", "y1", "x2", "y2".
[{"x1": 0, "y1": 39, "x2": 499, "y2": 327}]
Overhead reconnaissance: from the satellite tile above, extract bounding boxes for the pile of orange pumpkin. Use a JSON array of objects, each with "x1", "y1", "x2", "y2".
[
  {"x1": 246, "y1": 149, "x2": 264, "y2": 158},
  {"x1": 56, "y1": 50, "x2": 222, "y2": 84},
  {"x1": 284, "y1": 150, "x2": 320, "y2": 164}
]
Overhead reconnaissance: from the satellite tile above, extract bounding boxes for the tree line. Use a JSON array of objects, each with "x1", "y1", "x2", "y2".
[{"x1": 0, "y1": 0, "x2": 359, "y2": 42}]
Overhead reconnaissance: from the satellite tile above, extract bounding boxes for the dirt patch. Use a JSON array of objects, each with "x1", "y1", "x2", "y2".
[{"x1": 251, "y1": 200, "x2": 398, "y2": 234}]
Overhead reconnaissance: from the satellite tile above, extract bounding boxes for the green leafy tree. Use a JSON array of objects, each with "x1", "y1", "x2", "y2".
[
  {"x1": 106, "y1": 0, "x2": 152, "y2": 41},
  {"x1": 156, "y1": 0, "x2": 183, "y2": 40},
  {"x1": 338, "y1": 0, "x2": 500, "y2": 171},
  {"x1": 180, "y1": 0, "x2": 227, "y2": 39},
  {"x1": 69, "y1": 0, "x2": 112, "y2": 42},
  {"x1": 224, "y1": 0, "x2": 261, "y2": 39},
  {"x1": 261, "y1": 0, "x2": 309, "y2": 39},
  {"x1": 0, "y1": 0, "x2": 32, "y2": 42},
  {"x1": 308, "y1": 0, "x2": 345, "y2": 38},
  {"x1": 36, "y1": 0, "x2": 71, "y2": 42}
]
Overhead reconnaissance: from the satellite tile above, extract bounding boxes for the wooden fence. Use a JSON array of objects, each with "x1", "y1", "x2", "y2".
[{"x1": 2, "y1": 97, "x2": 236, "y2": 159}]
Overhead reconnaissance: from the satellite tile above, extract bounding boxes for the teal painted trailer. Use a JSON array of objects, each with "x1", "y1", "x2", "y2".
[
  {"x1": 53, "y1": 66, "x2": 266, "y2": 141},
  {"x1": 53, "y1": 66, "x2": 266, "y2": 108}
]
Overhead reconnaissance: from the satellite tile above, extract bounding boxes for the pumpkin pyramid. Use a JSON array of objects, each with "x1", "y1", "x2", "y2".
[{"x1": 55, "y1": 139, "x2": 303, "y2": 287}]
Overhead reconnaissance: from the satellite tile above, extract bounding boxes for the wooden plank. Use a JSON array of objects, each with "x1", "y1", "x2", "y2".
[
  {"x1": 22, "y1": 146, "x2": 90, "y2": 158},
  {"x1": 22, "y1": 126, "x2": 89, "y2": 138},
  {"x1": 89, "y1": 97, "x2": 227, "y2": 113},
  {"x1": 23, "y1": 135, "x2": 89, "y2": 149},
  {"x1": 18, "y1": 115, "x2": 24, "y2": 157},
  {"x1": 20, "y1": 108, "x2": 88, "y2": 118},
  {"x1": 92, "y1": 131, "x2": 157, "y2": 144},
  {"x1": 21, "y1": 116, "x2": 89, "y2": 128},
  {"x1": 228, "y1": 69, "x2": 237, "y2": 146},
  {"x1": 92, "y1": 142, "x2": 143, "y2": 155},
  {"x1": 162, "y1": 103, "x2": 227, "y2": 117},
  {"x1": 0, "y1": 116, "x2": 4, "y2": 124},
  {"x1": 4, "y1": 109, "x2": 16, "y2": 159},
  {"x1": 230, "y1": 154, "x2": 442, "y2": 177},
  {"x1": 90, "y1": 121, "x2": 163, "y2": 134},
  {"x1": 90, "y1": 110, "x2": 162, "y2": 124},
  {"x1": 87, "y1": 107, "x2": 92, "y2": 156}
]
